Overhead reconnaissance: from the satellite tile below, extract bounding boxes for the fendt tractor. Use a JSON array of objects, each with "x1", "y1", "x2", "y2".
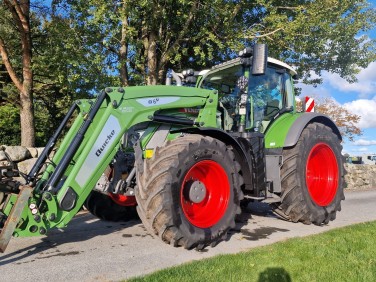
[{"x1": 0, "y1": 44, "x2": 345, "y2": 252}]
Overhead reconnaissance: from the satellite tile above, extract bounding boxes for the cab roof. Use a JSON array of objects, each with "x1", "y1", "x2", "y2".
[{"x1": 202, "y1": 57, "x2": 297, "y2": 77}]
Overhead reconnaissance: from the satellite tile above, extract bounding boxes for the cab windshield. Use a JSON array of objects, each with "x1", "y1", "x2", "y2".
[
  {"x1": 200, "y1": 64, "x2": 244, "y2": 130},
  {"x1": 248, "y1": 67, "x2": 285, "y2": 130},
  {"x1": 200, "y1": 63, "x2": 293, "y2": 132}
]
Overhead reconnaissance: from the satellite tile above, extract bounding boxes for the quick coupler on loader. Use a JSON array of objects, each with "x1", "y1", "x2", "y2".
[{"x1": 0, "y1": 185, "x2": 32, "y2": 252}]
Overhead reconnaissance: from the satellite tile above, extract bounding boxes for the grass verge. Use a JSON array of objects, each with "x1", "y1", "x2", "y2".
[{"x1": 129, "y1": 221, "x2": 376, "y2": 282}]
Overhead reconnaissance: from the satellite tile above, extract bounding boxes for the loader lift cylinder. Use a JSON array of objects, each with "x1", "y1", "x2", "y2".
[
  {"x1": 27, "y1": 102, "x2": 79, "y2": 185},
  {"x1": 151, "y1": 114, "x2": 197, "y2": 126},
  {"x1": 45, "y1": 90, "x2": 108, "y2": 193}
]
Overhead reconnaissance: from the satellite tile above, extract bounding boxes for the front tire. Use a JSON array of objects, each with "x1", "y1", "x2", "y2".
[
  {"x1": 84, "y1": 191, "x2": 138, "y2": 222},
  {"x1": 275, "y1": 122, "x2": 345, "y2": 225},
  {"x1": 135, "y1": 135, "x2": 243, "y2": 249}
]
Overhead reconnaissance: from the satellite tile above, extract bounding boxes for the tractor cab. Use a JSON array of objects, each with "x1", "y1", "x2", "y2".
[{"x1": 198, "y1": 54, "x2": 297, "y2": 134}]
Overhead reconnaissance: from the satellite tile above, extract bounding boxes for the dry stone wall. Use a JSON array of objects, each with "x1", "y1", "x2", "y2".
[
  {"x1": 345, "y1": 163, "x2": 376, "y2": 190},
  {"x1": 0, "y1": 145, "x2": 44, "y2": 174},
  {"x1": 1, "y1": 146, "x2": 375, "y2": 190}
]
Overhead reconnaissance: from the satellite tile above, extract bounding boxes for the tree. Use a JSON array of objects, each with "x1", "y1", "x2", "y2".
[
  {"x1": 53, "y1": 0, "x2": 252, "y2": 85},
  {"x1": 0, "y1": 2, "x2": 117, "y2": 146},
  {"x1": 297, "y1": 97, "x2": 362, "y2": 142},
  {"x1": 55, "y1": 0, "x2": 376, "y2": 85},
  {"x1": 248, "y1": 0, "x2": 376, "y2": 85},
  {"x1": 0, "y1": 0, "x2": 35, "y2": 147},
  {"x1": 30, "y1": 11, "x2": 118, "y2": 144},
  {"x1": 0, "y1": 103, "x2": 20, "y2": 145}
]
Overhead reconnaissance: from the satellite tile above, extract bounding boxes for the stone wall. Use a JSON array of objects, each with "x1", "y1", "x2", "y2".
[
  {"x1": 1, "y1": 146, "x2": 375, "y2": 190},
  {"x1": 0, "y1": 145, "x2": 44, "y2": 174},
  {"x1": 344, "y1": 163, "x2": 376, "y2": 190}
]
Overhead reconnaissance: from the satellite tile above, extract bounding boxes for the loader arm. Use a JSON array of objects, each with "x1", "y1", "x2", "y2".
[{"x1": 0, "y1": 86, "x2": 218, "y2": 252}]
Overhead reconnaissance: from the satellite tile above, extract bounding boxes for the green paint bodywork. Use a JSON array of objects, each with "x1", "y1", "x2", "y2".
[
  {"x1": 1, "y1": 65, "x2": 310, "y2": 240},
  {"x1": 264, "y1": 112, "x2": 303, "y2": 149},
  {"x1": 3, "y1": 86, "x2": 219, "y2": 237}
]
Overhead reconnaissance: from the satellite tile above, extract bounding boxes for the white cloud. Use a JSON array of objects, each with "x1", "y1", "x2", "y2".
[
  {"x1": 296, "y1": 70, "x2": 334, "y2": 99},
  {"x1": 351, "y1": 147, "x2": 369, "y2": 153},
  {"x1": 323, "y1": 62, "x2": 376, "y2": 97},
  {"x1": 343, "y1": 98, "x2": 376, "y2": 129},
  {"x1": 353, "y1": 139, "x2": 376, "y2": 146},
  {"x1": 296, "y1": 59, "x2": 376, "y2": 100},
  {"x1": 356, "y1": 61, "x2": 376, "y2": 82},
  {"x1": 297, "y1": 83, "x2": 332, "y2": 99}
]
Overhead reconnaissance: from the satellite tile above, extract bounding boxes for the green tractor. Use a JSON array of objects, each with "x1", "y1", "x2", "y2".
[{"x1": 0, "y1": 44, "x2": 345, "y2": 252}]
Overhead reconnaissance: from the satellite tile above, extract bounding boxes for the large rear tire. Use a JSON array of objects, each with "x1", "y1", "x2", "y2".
[
  {"x1": 135, "y1": 135, "x2": 243, "y2": 249},
  {"x1": 274, "y1": 122, "x2": 345, "y2": 225},
  {"x1": 84, "y1": 191, "x2": 138, "y2": 222}
]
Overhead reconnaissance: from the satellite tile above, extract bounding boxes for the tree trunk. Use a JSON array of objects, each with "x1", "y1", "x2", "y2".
[
  {"x1": 19, "y1": 88, "x2": 35, "y2": 147},
  {"x1": 1, "y1": 0, "x2": 35, "y2": 147},
  {"x1": 158, "y1": 67, "x2": 166, "y2": 84},
  {"x1": 119, "y1": 12, "x2": 129, "y2": 86},
  {"x1": 146, "y1": 32, "x2": 158, "y2": 85},
  {"x1": 20, "y1": 0, "x2": 34, "y2": 147},
  {"x1": 119, "y1": 48, "x2": 129, "y2": 86}
]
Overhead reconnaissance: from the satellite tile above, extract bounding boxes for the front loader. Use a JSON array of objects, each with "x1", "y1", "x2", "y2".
[{"x1": 0, "y1": 44, "x2": 345, "y2": 252}]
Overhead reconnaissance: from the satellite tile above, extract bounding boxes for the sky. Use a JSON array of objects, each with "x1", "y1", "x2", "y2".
[{"x1": 297, "y1": 0, "x2": 376, "y2": 156}]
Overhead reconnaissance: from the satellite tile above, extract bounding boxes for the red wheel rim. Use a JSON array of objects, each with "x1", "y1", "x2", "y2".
[
  {"x1": 306, "y1": 143, "x2": 338, "y2": 206},
  {"x1": 108, "y1": 193, "x2": 137, "y2": 206},
  {"x1": 181, "y1": 160, "x2": 230, "y2": 228}
]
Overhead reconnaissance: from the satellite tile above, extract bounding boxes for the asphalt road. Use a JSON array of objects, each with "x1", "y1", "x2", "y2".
[{"x1": 1, "y1": 189, "x2": 375, "y2": 282}]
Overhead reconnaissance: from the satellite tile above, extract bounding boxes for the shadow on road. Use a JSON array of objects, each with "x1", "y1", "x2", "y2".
[
  {"x1": 1, "y1": 199, "x2": 294, "y2": 263},
  {"x1": 247, "y1": 201, "x2": 278, "y2": 217},
  {"x1": 0, "y1": 212, "x2": 141, "y2": 266},
  {"x1": 228, "y1": 201, "x2": 289, "y2": 242},
  {"x1": 240, "y1": 226, "x2": 289, "y2": 241}
]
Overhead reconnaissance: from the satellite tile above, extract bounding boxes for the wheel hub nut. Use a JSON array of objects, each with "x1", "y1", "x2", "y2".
[{"x1": 186, "y1": 180, "x2": 207, "y2": 204}]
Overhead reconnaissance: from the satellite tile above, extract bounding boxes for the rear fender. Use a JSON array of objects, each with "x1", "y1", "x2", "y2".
[
  {"x1": 263, "y1": 112, "x2": 341, "y2": 196},
  {"x1": 264, "y1": 112, "x2": 341, "y2": 149},
  {"x1": 284, "y1": 113, "x2": 342, "y2": 147}
]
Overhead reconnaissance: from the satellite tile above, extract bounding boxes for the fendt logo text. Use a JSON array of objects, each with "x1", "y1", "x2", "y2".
[{"x1": 95, "y1": 130, "x2": 115, "y2": 157}]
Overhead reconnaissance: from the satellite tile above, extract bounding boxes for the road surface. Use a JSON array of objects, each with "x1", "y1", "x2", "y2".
[{"x1": 1, "y1": 189, "x2": 375, "y2": 281}]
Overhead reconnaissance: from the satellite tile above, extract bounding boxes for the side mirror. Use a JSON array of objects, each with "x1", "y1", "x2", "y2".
[{"x1": 251, "y1": 44, "x2": 268, "y2": 75}]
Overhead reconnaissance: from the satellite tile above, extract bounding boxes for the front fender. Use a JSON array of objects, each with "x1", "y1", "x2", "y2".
[{"x1": 174, "y1": 127, "x2": 254, "y2": 191}]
